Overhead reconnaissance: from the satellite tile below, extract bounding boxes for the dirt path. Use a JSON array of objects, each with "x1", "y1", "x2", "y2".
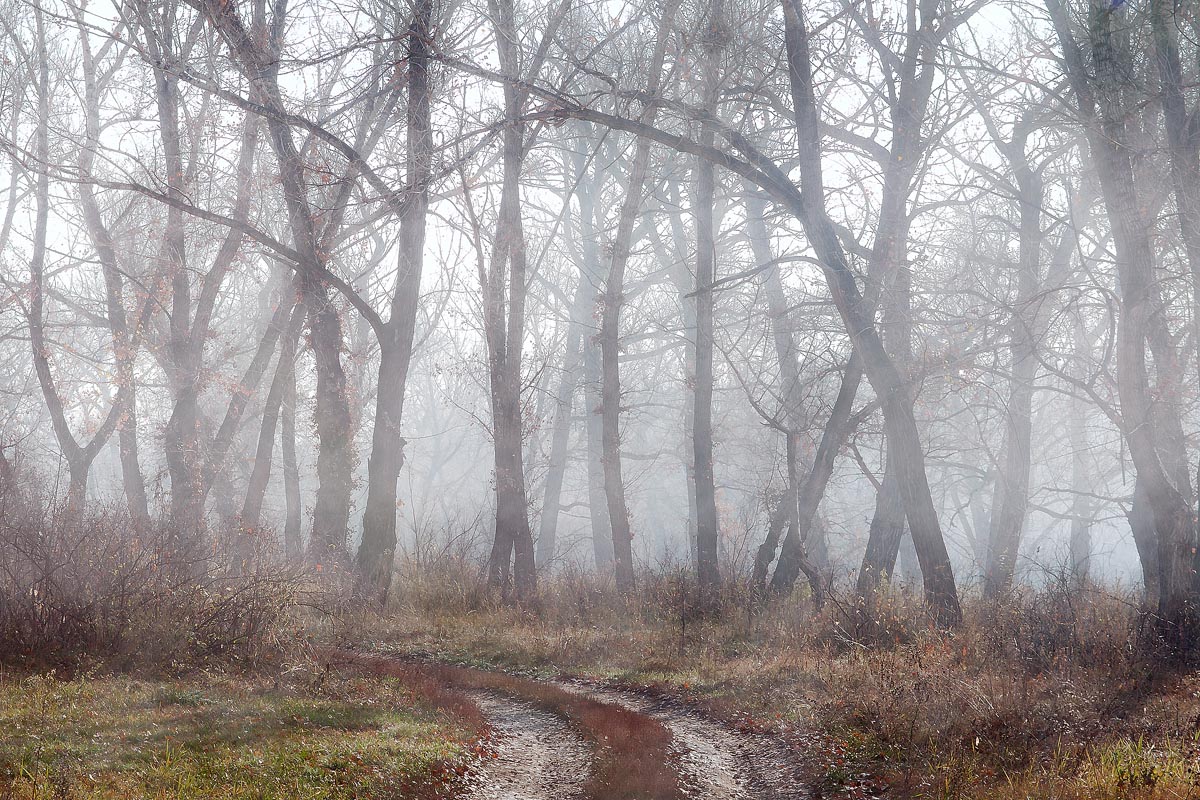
[
  {"x1": 559, "y1": 683, "x2": 810, "y2": 800},
  {"x1": 337, "y1": 650, "x2": 809, "y2": 799},
  {"x1": 461, "y1": 691, "x2": 592, "y2": 800}
]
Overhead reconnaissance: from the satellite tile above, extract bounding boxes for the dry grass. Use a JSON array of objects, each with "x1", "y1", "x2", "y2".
[
  {"x1": 361, "y1": 567, "x2": 1200, "y2": 799},
  {"x1": 0, "y1": 666, "x2": 475, "y2": 800}
]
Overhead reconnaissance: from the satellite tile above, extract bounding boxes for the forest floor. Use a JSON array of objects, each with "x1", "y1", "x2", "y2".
[
  {"x1": 0, "y1": 667, "x2": 475, "y2": 800},
  {"x1": 8, "y1": 578, "x2": 1200, "y2": 800},
  {"x1": 355, "y1": 580, "x2": 1200, "y2": 800}
]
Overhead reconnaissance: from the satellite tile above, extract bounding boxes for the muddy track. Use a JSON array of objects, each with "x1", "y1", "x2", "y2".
[
  {"x1": 558, "y1": 682, "x2": 810, "y2": 800},
  {"x1": 461, "y1": 691, "x2": 591, "y2": 800},
  {"x1": 338, "y1": 650, "x2": 809, "y2": 799}
]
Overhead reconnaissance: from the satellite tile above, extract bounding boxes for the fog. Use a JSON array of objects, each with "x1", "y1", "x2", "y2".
[{"x1": 0, "y1": 0, "x2": 1188, "y2": 613}]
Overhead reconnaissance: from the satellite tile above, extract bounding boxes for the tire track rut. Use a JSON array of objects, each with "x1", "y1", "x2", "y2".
[{"x1": 461, "y1": 691, "x2": 591, "y2": 800}]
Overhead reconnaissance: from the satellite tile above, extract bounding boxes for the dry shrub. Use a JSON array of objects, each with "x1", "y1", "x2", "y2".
[{"x1": 0, "y1": 478, "x2": 302, "y2": 673}]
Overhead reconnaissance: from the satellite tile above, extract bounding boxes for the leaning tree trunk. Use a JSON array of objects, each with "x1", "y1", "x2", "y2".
[
  {"x1": 782, "y1": 0, "x2": 960, "y2": 625},
  {"x1": 241, "y1": 301, "x2": 307, "y2": 529},
  {"x1": 770, "y1": 357, "x2": 866, "y2": 594}
]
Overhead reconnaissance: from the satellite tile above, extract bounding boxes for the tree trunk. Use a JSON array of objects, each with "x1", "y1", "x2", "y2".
[
  {"x1": 584, "y1": 358, "x2": 615, "y2": 568},
  {"x1": 1047, "y1": 0, "x2": 1197, "y2": 637},
  {"x1": 983, "y1": 159, "x2": 1043, "y2": 599},
  {"x1": 782, "y1": 0, "x2": 960, "y2": 625},
  {"x1": 282, "y1": 366, "x2": 303, "y2": 560},
  {"x1": 572, "y1": 142, "x2": 616, "y2": 568},
  {"x1": 656, "y1": 186, "x2": 699, "y2": 565},
  {"x1": 537, "y1": 314, "x2": 584, "y2": 569},
  {"x1": 76, "y1": 24, "x2": 150, "y2": 527},
  {"x1": 194, "y1": 0, "x2": 360, "y2": 568},
  {"x1": 856, "y1": 464, "x2": 905, "y2": 600},
  {"x1": 1151, "y1": 0, "x2": 1200, "y2": 601},
  {"x1": 481, "y1": 0, "x2": 545, "y2": 599},
  {"x1": 599, "y1": 0, "x2": 680, "y2": 591},
  {"x1": 143, "y1": 32, "x2": 202, "y2": 548},
  {"x1": 770, "y1": 356, "x2": 865, "y2": 594},
  {"x1": 693, "y1": 22, "x2": 722, "y2": 601},
  {"x1": 1068, "y1": 395, "x2": 1092, "y2": 588},
  {"x1": 356, "y1": 0, "x2": 433, "y2": 604},
  {"x1": 26, "y1": 5, "x2": 121, "y2": 515},
  {"x1": 241, "y1": 301, "x2": 307, "y2": 529}
]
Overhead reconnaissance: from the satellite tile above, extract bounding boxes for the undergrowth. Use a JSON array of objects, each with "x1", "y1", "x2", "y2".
[{"x1": 363, "y1": 564, "x2": 1200, "y2": 800}]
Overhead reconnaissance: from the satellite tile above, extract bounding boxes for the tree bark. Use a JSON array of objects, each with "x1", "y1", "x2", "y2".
[{"x1": 356, "y1": 0, "x2": 433, "y2": 604}]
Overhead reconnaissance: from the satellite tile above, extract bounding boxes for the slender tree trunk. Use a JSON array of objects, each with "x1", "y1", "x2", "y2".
[
  {"x1": 76, "y1": 26, "x2": 149, "y2": 526},
  {"x1": 572, "y1": 144, "x2": 616, "y2": 568},
  {"x1": 983, "y1": 161, "x2": 1043, "y2": 599},
  {"x1": 282, "y1": 367, "x2": 303, "y2": 559},
  {"x1": 26, "y1": 5, "x2": 118, "y2": 514},
  {"x1": 746, "y1": 186, "x2": 821, "y2": 589},
  {"x1": 599, "y1": 0, "x2": 679, "y2": 591},
  {"x1": 1068, "y1": 391, "x2": 1092, "y2": 588},
  {"x1": 537, "y1": 315, "x2": 584, "y2": 568},
  {"x1": 770, "y1": 356, "x2": 866, "y2": 594},
  {"x1": 241, "y1": 301, "x2": 307, "y2": 529},
  {"x1": 693, "y1": 19, "x2": 722, "y2": 601},
  {"x1": 357, "y1": 0, "x2": 433, "y2": 603},
  {"x1": 655, "y1": 188, "x2": 700, "y2": 565},
  {"x1": 584, "y1": 357, "x2": 614, "y2": 568}
]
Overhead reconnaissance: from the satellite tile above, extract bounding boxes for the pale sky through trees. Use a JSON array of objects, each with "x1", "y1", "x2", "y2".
[{"x1": 3, "y1": 0, "x2": 1196, "y2": 611}]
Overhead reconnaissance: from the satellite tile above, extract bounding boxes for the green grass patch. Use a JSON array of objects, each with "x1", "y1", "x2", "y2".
[{"x1": 0, "y1": 669, "x2": 469, "y2": 799}]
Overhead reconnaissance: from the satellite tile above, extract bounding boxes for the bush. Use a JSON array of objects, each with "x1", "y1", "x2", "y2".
[{"x1": 0, "y1": 479, "x2": 302, "y2": 673}]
